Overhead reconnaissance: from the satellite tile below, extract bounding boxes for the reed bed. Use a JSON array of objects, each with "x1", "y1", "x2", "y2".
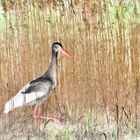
[{"x1": 0, "y1": 0, "x2": 140, "y2": 139}]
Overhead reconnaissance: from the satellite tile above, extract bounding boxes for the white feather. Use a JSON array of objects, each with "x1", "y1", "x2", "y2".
[{"x1": 3, "y1": 83, "x2": 47, "y2": 113}]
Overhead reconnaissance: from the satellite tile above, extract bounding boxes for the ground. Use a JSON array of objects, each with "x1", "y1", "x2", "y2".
[{"x1": 0, "y1": 113, "x2": 140, "y2": 140}]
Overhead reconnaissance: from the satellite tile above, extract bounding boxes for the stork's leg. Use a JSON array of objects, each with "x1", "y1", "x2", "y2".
[
  {"x1": 32, "y1": 105, "x2": 39, "y2": 117},
  {"x1": 32, "y1": 105, "x2": 62, "y2": 125},
  {"x1": 32, "y1": 105, "x2": 41, "y2": 127}
]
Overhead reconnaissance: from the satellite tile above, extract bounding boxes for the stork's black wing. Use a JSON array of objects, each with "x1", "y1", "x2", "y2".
[{"x1": 22, "y1": 76, "x2": 53, "y2": 94}]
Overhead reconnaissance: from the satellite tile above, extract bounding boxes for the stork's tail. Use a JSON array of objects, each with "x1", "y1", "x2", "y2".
[
  {"x1": 3, "y1": 83, "x2": 31, "y2": 113},
  {"x1": 3, "y1": 93, "x2": 24, "y2": 113},
  {"x1": 3, "y1": 98, "x2": 15, "y2": 113},
  {"x1": 4, "y1": 102, "x2": 11, "y2": 113}
]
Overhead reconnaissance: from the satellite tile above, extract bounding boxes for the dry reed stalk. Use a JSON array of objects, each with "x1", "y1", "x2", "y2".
[{"x1": 0, "y1": 0, "x2": 139, "y2": 125}]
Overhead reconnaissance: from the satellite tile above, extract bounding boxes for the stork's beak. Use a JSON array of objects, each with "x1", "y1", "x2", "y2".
[{"x1": 60, "y1": 47, "x2": 73, "y2": 58}]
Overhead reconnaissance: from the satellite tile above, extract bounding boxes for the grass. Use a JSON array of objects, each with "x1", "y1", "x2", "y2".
[
  {"x1": 0, "y1": 105, "x2": 140, "y2": 139},
  {"x1": 113, "y1": 123, "x2": 119, "y2": 140},
  {"x1": 107, "y1": 1, "x2": 140, "y2": 28}
]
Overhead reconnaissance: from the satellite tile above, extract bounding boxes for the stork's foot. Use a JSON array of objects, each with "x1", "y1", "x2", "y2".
[
  {"x1": 33, "y1": 115, "x2": 62, "y2": 125},
  {"x1": 32, "y1": 105, "x2": 62, "y2": 127}
]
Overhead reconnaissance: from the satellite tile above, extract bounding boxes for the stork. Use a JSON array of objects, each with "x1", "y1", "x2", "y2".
[{"x1": 4, "y1": 42, "x2": 72, "y2": 125}]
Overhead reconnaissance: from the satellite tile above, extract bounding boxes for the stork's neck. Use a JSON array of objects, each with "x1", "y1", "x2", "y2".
[
  {"x1": 43, "y1": 49, "x2": 58, "y2": 79},
  {"x1": 50, "y1": 50, "x2": 58, "y2": 73}
]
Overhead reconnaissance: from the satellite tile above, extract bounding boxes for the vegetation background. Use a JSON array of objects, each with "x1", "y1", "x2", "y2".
[{"x1": 0, "y1": 0, "x2": 140, "y2": 139}]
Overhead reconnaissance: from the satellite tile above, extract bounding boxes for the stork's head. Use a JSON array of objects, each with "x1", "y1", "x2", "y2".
[{"x1": 52, "y1": 42, "x2": 72, "y2": 58}]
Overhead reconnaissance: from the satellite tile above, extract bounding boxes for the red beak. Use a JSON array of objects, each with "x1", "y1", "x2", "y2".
[{"x1": 60, "y1": 47, "x2": 73, "y2": 58}]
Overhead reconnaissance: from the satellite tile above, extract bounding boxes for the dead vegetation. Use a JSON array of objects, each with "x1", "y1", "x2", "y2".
[{"x1": 0, "y1": 0, "x2": 140, "y2": 139}]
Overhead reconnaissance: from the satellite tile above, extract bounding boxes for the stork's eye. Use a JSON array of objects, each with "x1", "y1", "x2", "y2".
[
  {"x1": 55, "y1": 44, "x2": 61, "y2": 49},
  {"x1": 56, "y1": 45, "x2": 59, "y2": 48}
]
